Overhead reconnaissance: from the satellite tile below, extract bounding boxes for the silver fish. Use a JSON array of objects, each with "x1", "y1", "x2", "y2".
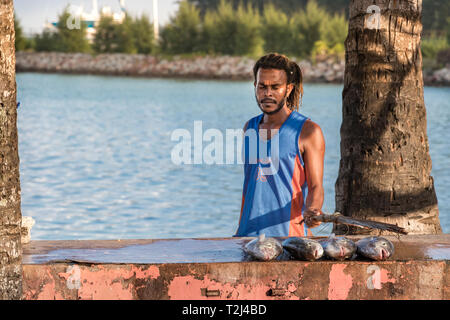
[
  {"x1": 319, "y1": 235, "x2": 357, "y2": 261},
  {"x1": 243, "y1": 234, "x2": 283, "y2": 261},
  {"x1": 356, "y1": 236, "x2": 395, "y2": 261},
  {"x1": 282, "y1": 237, "x2": 324, "y2": 261}
]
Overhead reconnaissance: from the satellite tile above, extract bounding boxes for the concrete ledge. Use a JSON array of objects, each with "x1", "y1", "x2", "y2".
[{"x1": 22, "y1": 235, "x2": 450, "y2": 300}]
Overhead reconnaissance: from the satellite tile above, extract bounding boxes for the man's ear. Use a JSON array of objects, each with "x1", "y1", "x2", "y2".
[
  {"x1": 287, "y1": 83, "x2": 294, "y2": 96},
  {"x1": 254, "y1": 81, "x2": 257, "y2": 87}
]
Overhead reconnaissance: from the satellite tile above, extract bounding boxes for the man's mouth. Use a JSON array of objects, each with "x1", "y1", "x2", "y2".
[{"x1": 261, "y1": 99, "x2": 276, "y2": 104}]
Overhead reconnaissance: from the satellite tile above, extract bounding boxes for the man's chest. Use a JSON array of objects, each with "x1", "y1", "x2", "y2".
[{"x1": 257, "y1": 124, "x2": 305, "y2": 156}]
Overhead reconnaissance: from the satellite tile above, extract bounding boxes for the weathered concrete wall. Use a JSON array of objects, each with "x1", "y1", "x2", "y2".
[
  {"x1": 21, "y1": 235, "x2": 450, "y2": 300},
  {"x1": 22, "y1": 260, "x2": 449, "y2": 300}
]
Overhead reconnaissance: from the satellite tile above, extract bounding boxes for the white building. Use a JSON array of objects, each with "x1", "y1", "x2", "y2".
[
  {"x1": 45, "y1": 0, "x2": 160, "y2": 42},
  {"x1": 47, "y1": 0, "x2": 127, "y2": 42}
]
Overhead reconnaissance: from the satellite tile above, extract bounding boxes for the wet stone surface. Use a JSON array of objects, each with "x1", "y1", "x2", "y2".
[{"x1": 22, "y1": 235, "x2": 450, "y2": 265}]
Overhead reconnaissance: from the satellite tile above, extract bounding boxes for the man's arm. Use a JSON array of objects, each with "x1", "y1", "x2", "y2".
[
  {"x1": 233, "y1": 121, "x2": 250, "y2": 236},
  {"x1": 299, "y1": 120, "x2": 325, "y2": 228}
]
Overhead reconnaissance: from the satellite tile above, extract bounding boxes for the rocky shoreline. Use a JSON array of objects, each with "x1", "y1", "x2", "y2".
[{"x1": 15, "y1": 52, "x2": 450, "y2": 86}]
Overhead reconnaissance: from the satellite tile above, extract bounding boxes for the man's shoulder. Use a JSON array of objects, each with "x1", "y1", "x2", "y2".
[
  {"x1": 302, "y1": 119, "x2": 322, "y2": 133},
  {"x1": 243, "y1": 114, "x2": 263, "y2": 131},
  {"x1": 300, "y1": 119, "x2": 325, "y2": 149}
]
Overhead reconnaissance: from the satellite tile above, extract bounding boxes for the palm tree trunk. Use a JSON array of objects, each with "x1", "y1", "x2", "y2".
[
  {"x1": 335, "y1": 0, "x2": 442, "y2": 235},
  {"x1": 0, "y1": 0, "x2": 22, "y2": 299}
]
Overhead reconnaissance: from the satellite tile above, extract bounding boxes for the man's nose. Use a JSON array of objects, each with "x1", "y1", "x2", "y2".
[{"x1": 262, "y1": 87, "x2": 274, "y2": 96}]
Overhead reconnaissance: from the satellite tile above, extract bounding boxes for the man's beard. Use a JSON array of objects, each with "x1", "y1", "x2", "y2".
[{"x1": 255, "y1": 91, "x2": 288, "y2": 116}]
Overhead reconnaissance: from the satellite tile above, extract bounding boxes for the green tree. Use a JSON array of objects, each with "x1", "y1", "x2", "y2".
[
  {"x1": 205, "y1": 0, "x2": 236, "y2": 55},
  {"x1": 421, "y1": 0, "x2": 450, "y2": 35},
  {"x1": 188, "y1": 0, "x2": 449, "y2": 35},
  {"x1": 117, "y1": 14, "x2": 137, "y2": 54},
  {"x1": 187, "y1": 0, "x2": 348, "y2": 18},
  {"x1": 308, "y1": 11, "x2": 348, "y2": 61},
  {"x1": 93, "y1": 15, "x2": 117, "y2": 53},
  {"x1": 447, "y1": 17, "x2": 450, "y2": 46},
  {"x1": 14, "y1": 16, "x2": 27, "y2": 51},
  {"x1": 131, "y1": 14, "x2": 154, "y2": 54},
  {"x1": 34, "y1": 30, "x2": 59, "y2": 52},
  {"x1": 421, "y1": 34, "x2": 448, "y2": 60},
  {"x1": 35, "y1": 8, "x2": 90, "y2": 53},
  {"x1": 197, "y1": 9, "x2": 216, "y2": 54},
  {"x1": 206, "y1": 0, "x2": 262, "y2": 56},
  {"x1": 94, "y1": 14, "x2": 136, "y2": 53},
  {"x1": 56, "y1": 9, "x2": 90, "y2": 52},
  {"x1": 187, "y1": 0, "x2": 449, "y2": 60},
  {"x1": 321, "y1": 12, "x2": 347, "y2": 49},
  {"x1": 261, "y1": 3, "x2": 291, "y2": 54},
  {"x1": 234, "y1": 3, "x2": 263, "y2": 56},
  {"x1": 160, "y1": 0, "x2": 202, "y2": 54},
  {"x1": 290, "y1": 0, "x2": 329, "y2": 58}
]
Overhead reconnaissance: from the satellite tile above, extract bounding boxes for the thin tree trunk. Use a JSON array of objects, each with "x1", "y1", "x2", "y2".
[
  {"x1": 0, "y1": 0, "x2": 22, "y2": 299},
  {"x1": 335, "y1": 0, "x2": 442, "y2": 235}
]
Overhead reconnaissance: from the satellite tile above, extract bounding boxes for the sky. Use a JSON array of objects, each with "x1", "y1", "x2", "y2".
[{"x1": 14, "y1": 0, "x2": 180, "y2": 35}]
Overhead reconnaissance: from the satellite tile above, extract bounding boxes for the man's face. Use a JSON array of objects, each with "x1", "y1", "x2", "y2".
[{"x1": 254, "y1": 68, "x2": 293, "y2": 115}]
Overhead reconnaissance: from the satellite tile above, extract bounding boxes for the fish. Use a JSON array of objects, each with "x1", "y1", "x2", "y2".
[
  {"x1": 319, "y1": 234, "x2": 357, "y2": 261},
  {"x1": 356, "y1": 236, "x2": 395, "y2": 261},
  {"x1": 243, "y1": 234, "x2": 283, "y2": 261},
  {"x1": 282, "y1": 237, "x2": 324, "y2": 261},
  {"x1": 311, "y1": 212, "x2": 407, "y2": 235},
  {"x1": 276, "y1": 249, "x2": 296, "y2": 261}
]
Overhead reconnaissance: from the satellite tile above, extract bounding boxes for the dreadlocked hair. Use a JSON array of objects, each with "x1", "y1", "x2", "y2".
[{"x1": 253, "y1": 53, "x2": 304, "y2": 111}]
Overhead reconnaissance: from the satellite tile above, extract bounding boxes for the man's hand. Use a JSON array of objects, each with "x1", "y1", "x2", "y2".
[
  {"x1": 299, "y1": 120, "x2": 325, "y2": 230},
  {"x1": 303, "y1": 208, "x2": 322, "y2": 228}
]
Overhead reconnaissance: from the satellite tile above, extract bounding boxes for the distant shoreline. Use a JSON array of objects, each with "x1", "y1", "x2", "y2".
[
  {"x1": 15, "y1": 52, "x2": 450, "y2": 86},
  {"x1": 14, "y1": 52, "x2": 344, "y2": 84}
]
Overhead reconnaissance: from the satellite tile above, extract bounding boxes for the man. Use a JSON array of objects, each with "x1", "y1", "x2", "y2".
[{"x1": 235, "y1": 53, "x2": 325, "y2": 237}]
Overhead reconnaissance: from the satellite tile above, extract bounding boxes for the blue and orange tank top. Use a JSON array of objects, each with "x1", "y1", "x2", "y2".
[{"x1": 235, "y1": 111, "x2": 312, "y2": 237}]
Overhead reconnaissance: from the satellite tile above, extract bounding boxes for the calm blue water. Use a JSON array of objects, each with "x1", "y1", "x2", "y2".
[{"x1": 16, "y1": 73, "x2": 450, "y2": 240}]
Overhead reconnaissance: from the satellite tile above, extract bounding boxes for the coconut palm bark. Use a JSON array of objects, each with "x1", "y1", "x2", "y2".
[
  {"x1": 0, "y1": 0, "x2": 22, "y2": 299},
  {"x1": 335, "y1": 0, "x2": 442, "y2": 235}
]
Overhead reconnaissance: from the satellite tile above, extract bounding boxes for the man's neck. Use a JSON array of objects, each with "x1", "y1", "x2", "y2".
[{"x1": 262, "y1": 105, "x2": 292, "y2": 127}]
